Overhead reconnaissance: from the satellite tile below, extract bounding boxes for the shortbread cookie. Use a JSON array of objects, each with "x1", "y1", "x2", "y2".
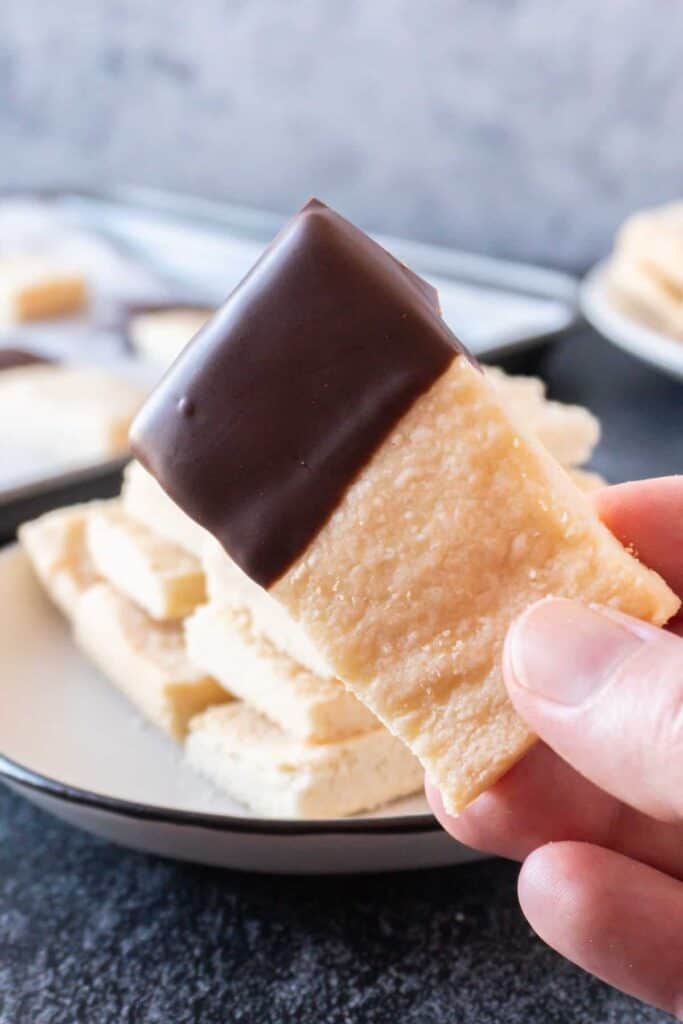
[
  {"x1": 186, "y1": 702, "x2": 422, "y2": 818},
  {"x1": 185, "y1": 603, "x2": 376, "y2": 742},
  {"x1": 18, "y1": 502, "x2": 103, "y2": 616},
  {"x1": 0, "y1": 258, "x2": 87, "y2": 324},
  {"x1": 0, "y1": 365, "x2": 144, "y2": 460},
  {"x1": 615, "y1": 202, "x2": 683, "y2": 294},
  {"x1": 270, "y1": 362, "x2": 677, "y2": 814},
  {"x1": 606, "y1": 251, "x2": 683, "y2": 339},
  {"x1": 202, "y1": 538, "x2": 333, "y2": 678},
  {"x1": 127, "y1": 305, "x2": 213, "y2": 367},
  {"x1": 121, "y1": 461, "x2": 209, "y2": 558},
  {"x1": 606, "y1": 203, "x2": 683, "y2": 338},
  {"x1": 486, "y1": 366, "x2": 600, "y2": 468},
  {"x1": 132, "y1": 199, "x2": 679, "y2": 814},
  {"x1": 86, "y1": 503, "x2": 206, "y2": 620},
  {"x1": 73, "y1": 583, "x2": 225, "y2": 738}
]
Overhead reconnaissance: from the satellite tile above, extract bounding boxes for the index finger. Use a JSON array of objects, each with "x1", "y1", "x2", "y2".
[{"x1": 595, "y1": 476, "x2": 683, "y2": 597}]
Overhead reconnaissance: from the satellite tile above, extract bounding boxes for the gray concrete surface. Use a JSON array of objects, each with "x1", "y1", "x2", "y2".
[{"x1": 0, "y1": 0, "x2": 681, "y2": 269}]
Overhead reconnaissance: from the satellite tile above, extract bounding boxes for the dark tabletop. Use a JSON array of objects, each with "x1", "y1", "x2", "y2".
[{"x1": 1, "y1": 327, "x2": 681, "y2": 1024}]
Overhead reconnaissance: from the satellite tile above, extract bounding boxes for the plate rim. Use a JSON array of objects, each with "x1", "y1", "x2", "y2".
[
  {"x1": 580, "y1": 259, "x2": 683, "y2": 379},
  {"x1": 0, "y1": 753, "x2": 439, "y2": 836},
  {"x1": 0, "y1": 454, "x2": 129, "y2": 506},
  {"x1": 0, "y1": 544, "x2": 438, "y2": 838}
]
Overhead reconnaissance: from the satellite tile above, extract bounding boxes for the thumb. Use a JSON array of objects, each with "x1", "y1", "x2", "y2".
[{"x1": 504, "y1": 598, "x2": 683, "y2": 824}]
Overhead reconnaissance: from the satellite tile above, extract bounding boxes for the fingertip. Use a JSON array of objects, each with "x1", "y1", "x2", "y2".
[
  {"x1": 427, "y1": 773, "x2": 527, "y2": 856},
  {"x1": 594, "y1": 477, "x2": 683, "y2": 597},
  {"x1": 502, "y1": 597, "x2": 555, "y2": 697},
  {"x1": 518, "y1": 842, "x2": 683, "y2": 1018},
  {"x1": 593, "y1": 476, "x2": 683, "y2": 523},
  {"x1": 517, "y1": 841, "x2": 588, "y2": 930},
  {"x1": 424, "y1": 776, "x2": 444, "y2": 818},
  {"x1": 518, "y1": 841, "x2": 622, "y2": 974},
  {"x1": 503, "y1": 597, "x2": 633, "y2": 711}
]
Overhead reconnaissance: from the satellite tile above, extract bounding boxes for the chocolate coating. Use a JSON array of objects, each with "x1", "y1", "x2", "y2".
[
  {"x1": 131, "y1": 199, "x2": 471, "y2": 586},
  {"x1": 0, "y1": 347, "x2": 54, "y2": 371}
]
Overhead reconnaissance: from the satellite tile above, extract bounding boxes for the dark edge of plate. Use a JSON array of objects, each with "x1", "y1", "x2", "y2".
[{"x1": 0, "y1": 753, "x2": 440, "y2": 837}]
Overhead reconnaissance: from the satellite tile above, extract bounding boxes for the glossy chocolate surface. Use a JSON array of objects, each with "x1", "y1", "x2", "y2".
[
  {"x1": 131, "y1": 199, "x2": 470, "y2": 586},
  {"x1": 0, "y1": 347, "x2": 54, "y2": 371}
]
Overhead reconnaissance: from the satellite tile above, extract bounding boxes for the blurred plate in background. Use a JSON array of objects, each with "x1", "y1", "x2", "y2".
[
  {"x1": 70, "y1": 184, "x2": 581, "y2": 359},
  {"x1": 580, "y1": 260, "x2": 683, "y2": 383},
  {"x1": 0, "y1": 185, "x2": 580, "y2": 534}
]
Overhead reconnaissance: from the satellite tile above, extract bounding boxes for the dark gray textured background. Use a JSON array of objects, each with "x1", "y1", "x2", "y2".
[
  {"x1": 0, "y1": 3, "x2": 682, "y2": 1021},
  {"x1": 0, "y1": 778, "x2": 673, "y2": 1024},
  {"x1": 1, "y1": 0, "x2": 682, "y2": 269}
]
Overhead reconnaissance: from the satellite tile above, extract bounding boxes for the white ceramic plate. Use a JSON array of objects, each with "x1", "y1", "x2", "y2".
[
  {"x1": 0, "y1": 545, "x2": 481, "y2": 874},
  {"x1": 580, "y1": 260, "x2": 683, "y2": 382}
]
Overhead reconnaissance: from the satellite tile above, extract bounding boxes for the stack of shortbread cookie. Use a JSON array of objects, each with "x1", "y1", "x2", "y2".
[
  {"x1": 606, "y1": 201, "x2": 683, "y2": 339},
  {"x1": 19, "y1": 367, "x2": 604, "y2": 819}
]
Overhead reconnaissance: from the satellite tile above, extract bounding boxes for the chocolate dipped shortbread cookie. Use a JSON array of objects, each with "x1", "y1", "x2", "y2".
[{"x1": 132, "y1": 199, "x2": 679, "y2": 814}]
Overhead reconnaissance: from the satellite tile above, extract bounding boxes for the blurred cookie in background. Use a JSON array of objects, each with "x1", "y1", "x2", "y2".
[
  {"x1": 125, "y1": 304, "x2": 213, "y2": 368},
  {"x1": 0, "y1": 362, "x2": 145, "y2": 462},
  {"x1": 0, "y1": 257, "x2": 87, "y2": 325},
  {"x1": 485, "y1": 365, "x2": 601, "y2": 470},
  {"x1": 605, "y1": 201, "x2": 683, "y2": 340}
]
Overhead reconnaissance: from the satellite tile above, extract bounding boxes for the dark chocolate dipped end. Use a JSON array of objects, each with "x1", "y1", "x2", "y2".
[{"x1": 131, "y1": 199, "x2": 475, "y2": 587}]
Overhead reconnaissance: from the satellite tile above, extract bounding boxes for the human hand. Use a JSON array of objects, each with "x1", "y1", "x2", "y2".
[{"x1": 427, "y1": 476, "x2": 683, "y2": 1019}]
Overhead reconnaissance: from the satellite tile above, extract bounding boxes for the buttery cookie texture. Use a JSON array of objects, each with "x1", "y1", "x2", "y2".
[
  {"x1": 126, "y1": 304, "x2": 213, "y2": 367},
  {"x1": 0, "y1": 364, "x2": 144, "y2": 460},
  {"x1": 606, "y1": 201, "x2": 683, "y2": 339},
  {"x1": 74, "y1": 584, "x2": 224, "y2": 739},
  {"x1": 0, "y1": 258, "x2": 87, "y2": 324},
  {"x1": 185, "y1": 602, "x2": 377, "y2": 743},
  {"x1": 131, "y1": 198, "x2": 679, "y2": 815},
  {"x1": 121, "y1": 460, "x2": 210, "y2": 559},
  {"x1": 86, "y1": 503, "x2": 206, "y2": 621},
  {"x1": 19, "y1": 504, "x2": 225, "y2": 738},
  {"x1": 18, "y1": 502, "x2": 102, "y2": 617},
  {"x1": 186, "y1": 703, "x2": 422, "y2": 819}
]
